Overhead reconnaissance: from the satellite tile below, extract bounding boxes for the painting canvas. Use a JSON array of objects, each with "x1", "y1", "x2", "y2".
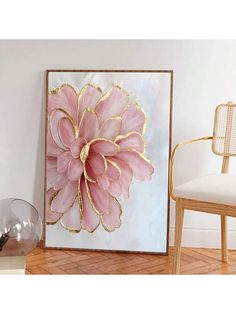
[{"x1": 44, "y1": 70, "x2": 173, "y2": 254}]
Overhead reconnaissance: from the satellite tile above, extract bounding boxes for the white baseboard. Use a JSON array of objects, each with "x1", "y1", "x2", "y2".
[{"x1": 169, "y1": 227, "x2": 236, "y2": 249}]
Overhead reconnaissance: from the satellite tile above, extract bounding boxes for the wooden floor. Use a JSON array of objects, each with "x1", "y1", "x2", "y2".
[{"x1": 25, "y1": 246, "x2": 236, "y2": 275}]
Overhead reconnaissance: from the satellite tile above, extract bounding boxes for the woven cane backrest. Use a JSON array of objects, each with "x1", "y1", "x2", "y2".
[{"x1": 212, "y1": 102, "x2": 236, "y2": 156}]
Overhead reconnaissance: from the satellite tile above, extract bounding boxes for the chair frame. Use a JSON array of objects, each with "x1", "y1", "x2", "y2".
[{"x1": 170, "y1": 102, "x2": 236, "y2": 274}]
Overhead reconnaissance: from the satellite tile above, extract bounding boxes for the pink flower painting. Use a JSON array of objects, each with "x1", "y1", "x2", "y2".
[{"x1": 46, "y1": 83, "x2": 154, "y2": 233}]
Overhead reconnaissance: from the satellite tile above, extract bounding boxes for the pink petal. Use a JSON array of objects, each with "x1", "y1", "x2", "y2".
[
  {"x1": 80, "y1": 177, "x2": 100, "y2": 232},
  {"x1": 47, "y1": 166, "x2": 59, "y2": 190},
  {"x1": 116, "y1": 132, "x2": 144, "y2": 153},
  {"x1": 46, "y1": 189, "x2": 62, "y2": 224},
  {"x1": 57, "y1": 151, "x2": 72, "y2": 174},
  {"x1": 101, "y1": 197, "x2": 122, "y2": 231},
  {"x1": 118, "y1": 162, "x2": 133, "y2": 199},
  {"x1": 77, "y1": 84, "x2": 102, "y2": 124},
  {"x1": 58, "y1": 117, "x2": 75, "y2": 148},
  {"x1": 60, "y1": 199, "x2": 81, "y2": 232},
  {"x1": 47, "y1": 158, "x2": 68, "y2": 190},
  {"x1": 84, "y1": 162, "x2": 97, "y2": 182},
  {"x1": 120, "y1": 104, "x2": 146, "y2": 135},
  {"x1": 99, "y1": 117, "x2": 122, "y2": 140},
  {"x1": 108, "y1": 180, "x2": 122, "y2": 198},
  {"x1": 87, "y1": 180, "x2": 110, "y2": 215},
  {"x1": 97, "y1": 173, "x2": 110, "y2": 190},
  {"x1": 106, "y1": 160, "x2": 120, "y2": 182},
  {"x1": 79, "y1": 109, "x2": 99, "y2": 142},
  {"x1": 47, "y1": 128, "x2": 63, "y2": 156},
  {"x1": 47, "y1": 156, "x2": 57, "y2": 170},
  {"x1": 109, "y1": 157, "x2": 133, "y2": 198},
  {"x1": 68, "y1": 158, "x2": 83, "y2": 181},
  {"x1": 86, "y1": 152, "x2": 106, "y2": 176},
  {"x1": 90, "y1": 139, "x2": 119, "y2": 156},
  {"x1": 70, "y1": 137, "x2": 86, "y2": 159},
  {"x1": 116, "y1": 151, "x2": 154, "y2": 181},
  {"x1": 48, "y1": 84, "x2": 77, "y2": 120},
  {"x1": 51, "y1": 181, "x2": 77, "y2": 213},
  {"x1": 95, "y1": 86, "x2": 129, "y2": 125},
  {"x1": 54, "y1": 173, "x2": 68, "y2": 190},
  {"x1": 49, "y1": 110, "x2": 68, "y2": 149}
]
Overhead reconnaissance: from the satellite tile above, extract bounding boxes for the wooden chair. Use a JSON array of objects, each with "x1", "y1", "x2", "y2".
[{"x1": 170, "y1": 102, "x2": 236, "y2": 274}]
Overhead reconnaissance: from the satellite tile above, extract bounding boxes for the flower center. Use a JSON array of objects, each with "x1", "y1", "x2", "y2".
[{"x1": 80, "y1": 144, "x2": 90, "y2": 163}]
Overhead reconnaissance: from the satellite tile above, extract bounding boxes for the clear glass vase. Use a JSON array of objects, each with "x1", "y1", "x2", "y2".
[{"x1": 0, "y1": 198, "x2": 42, "y2": 256}]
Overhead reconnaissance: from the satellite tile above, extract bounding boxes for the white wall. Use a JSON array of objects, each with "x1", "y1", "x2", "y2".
[{"x1": 1, "y1": 40, "x2": 236, "y2": 248}]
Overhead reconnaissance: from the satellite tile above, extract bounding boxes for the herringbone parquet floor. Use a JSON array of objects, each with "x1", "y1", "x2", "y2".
[{"x1": 26, "y1": 246, "x2": 236, "y2": 275}]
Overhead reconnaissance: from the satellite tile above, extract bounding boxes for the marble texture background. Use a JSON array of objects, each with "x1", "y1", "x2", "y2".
[{"x1": 46, "y1": 71, "x2": 171, "y2": 253}]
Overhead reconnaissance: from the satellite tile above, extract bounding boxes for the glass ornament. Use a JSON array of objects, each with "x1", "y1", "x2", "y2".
[{"x1": 0, "y1": 198, "x2": 42, "y2": 256}]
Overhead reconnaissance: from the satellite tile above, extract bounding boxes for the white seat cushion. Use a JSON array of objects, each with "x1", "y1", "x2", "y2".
[{"x1": 174, "y1": 173, "x2": 236, "y2": 206}]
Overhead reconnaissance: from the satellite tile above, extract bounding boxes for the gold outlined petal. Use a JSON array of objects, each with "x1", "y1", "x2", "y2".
[
  {"x1": 77, "y1": 83, "x2": 102, "y2": 107},
  {"x1": 83, "y1": 164, "x2": 96, "y2": 183},
  {"x1": 46, "y1": 189, "x2": 62, "y2": 225},
  {"x1": 88, "y1": 137, "x2": 120, "y2": 150},
  {"x1": 118, "y1": 148, "x2": 152, "y2": 164},
  {"x1": 94, "y1": 84, "x2": 131, "y2": 118},
  {"x1": 59, "y1": 179, "x2": 82, "y2": 233},
  {"x1": 121, "y1": 102, "x2": 147, "y2": 135},
  {"x1": 46, "y1": 190, "x2": 62, "y2": 225},
  {"x1": 50, "y1": 182, "x2": 78, "y2": 214},
  {"x1": 81, "y1": 177, "x2": 101, "y2": 233},
  {"x1": 78, "y1": 108, "x2": 99, "y2": 141},
  {"x1": 115, "y1": 131, "x2": 145, "y2": 154},
  {"x1": 84, "y1": 178, "x2": 101, "y2": 216},
  {"x1": 49, "y1": 108, "x2": 78, "y2": 143},
  {"x1": 101, "y1": 197, "x2": 122, "y2": 232},
  {"x1": 77, "y1": 84, "x2": 102, "y2": 124},
  {"x1": 99, "y1": 116, "x2": 122, "y2": 140}
]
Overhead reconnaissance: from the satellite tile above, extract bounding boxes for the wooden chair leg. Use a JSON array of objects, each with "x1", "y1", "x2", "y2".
[
  {"x1": 221, "y1": 215, "x2": 228, "y2": 262},
  {"x1": 172, "y1": 198, "x2": 184, "y2": 274}
]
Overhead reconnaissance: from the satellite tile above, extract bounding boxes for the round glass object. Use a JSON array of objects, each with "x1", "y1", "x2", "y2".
[{"x1": 0, "y1": 198, "x2": 42, "y2": 256}]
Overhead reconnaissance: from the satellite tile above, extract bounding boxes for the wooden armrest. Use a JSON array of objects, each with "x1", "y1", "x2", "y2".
[{"x1": 169, "y1": 136, "x2": 213, "y2": 200}]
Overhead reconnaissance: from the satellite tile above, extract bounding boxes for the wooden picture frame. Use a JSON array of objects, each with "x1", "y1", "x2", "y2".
[{"x1": 44, "y1": 70, "x2": 173, "y2": 255}]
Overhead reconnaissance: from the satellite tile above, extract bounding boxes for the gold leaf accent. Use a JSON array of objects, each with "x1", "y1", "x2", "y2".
[
  {"x1": 100, "y1": 154, "x2": 108, "y2": 172},
  {"x1": 80, "y1": 144, "x2": 90, "y2": 163},
  {"x1": 48, "y1": 189, "x2": 60, "y2": 213},
  {"x1": 114, "y1": 131, "x2": 143, "y2": 142},
  {"x1": 60, "y1": 221, "x2": 81, "y2": 233},
  {"x1": 95, "y1": 84, "x2": 130, "y2": 107},
  {"x1": 135, "y1": 102, "x2": 147, "y2": 135},
  {"x1": 48, "y1": 83, "x2": 78, "y2": 95}
]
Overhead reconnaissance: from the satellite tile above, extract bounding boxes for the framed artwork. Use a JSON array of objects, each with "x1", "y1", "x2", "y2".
[{"x1": 44, "y1": 70, "x2": 173, "y2": 254}]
